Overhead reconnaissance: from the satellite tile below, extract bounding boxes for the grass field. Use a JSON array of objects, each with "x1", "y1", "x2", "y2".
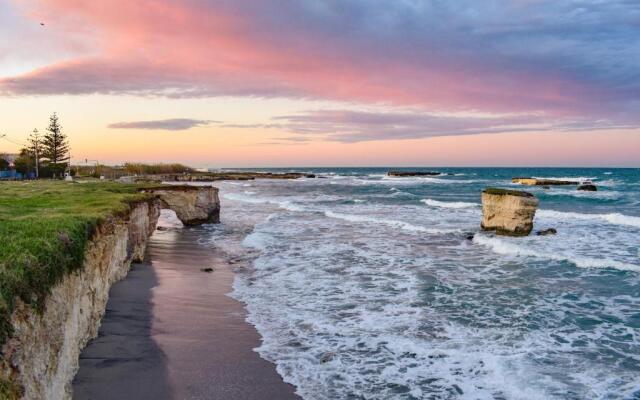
[{"x1": 0, "y1": 181, "x2": 154, "y2": 347}]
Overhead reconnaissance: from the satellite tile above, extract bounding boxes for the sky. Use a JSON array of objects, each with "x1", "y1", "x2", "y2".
[{"x1": 1, "y1": 0, "x2": 639, "y2": 167}]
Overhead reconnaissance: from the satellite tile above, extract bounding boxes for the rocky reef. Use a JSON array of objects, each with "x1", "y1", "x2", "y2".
[
  {"x1": 481, "y1": 188, "x2": 539, "y2": 236},
  {"x1": 0, "y1": 185, "x2": 220, "y2": 400},
  {"x1": 512, "y1": 177, "x2": 578, "y2": 186},
  {"x1": 121, "y1": 171, "x2": 315, "y2": 183},
  {"x1": 388, "y1": 171, "x2": 442, "y2": 177}
]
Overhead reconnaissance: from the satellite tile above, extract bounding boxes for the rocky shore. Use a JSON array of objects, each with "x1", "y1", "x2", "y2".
[
  {"x1": 122, "y1": 171, "x2": 315, "y2": 183},
  {"x1": 0, "y1": 185, "x2": 220, "y2": 400}
]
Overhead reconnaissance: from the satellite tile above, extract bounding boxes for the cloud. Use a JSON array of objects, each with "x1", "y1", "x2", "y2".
[
  {"x1": 108, "y1": 118, "x2": 214, "y2": 131},
  {"x1": 232, "y1": 109, "x2": 638, "y2": 143},
  {"x1": 1, "y1": 0, "x2": 639, "y2": 126}
]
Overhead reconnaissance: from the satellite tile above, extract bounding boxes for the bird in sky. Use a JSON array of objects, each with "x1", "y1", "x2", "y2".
[{"x1": 40, "y1": 22, "x2": 44, "y2": 26}]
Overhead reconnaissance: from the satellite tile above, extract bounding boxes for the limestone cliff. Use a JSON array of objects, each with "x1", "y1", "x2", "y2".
[
  {"x1": 145, "y1": 185, "x2": 220, "y2": 225},
  {"x1": 481, "y1": 188, "x2": 539, "y2": 236},
  {"x1": 0, "y1": 186, "x2": 220, "y2": 400}
]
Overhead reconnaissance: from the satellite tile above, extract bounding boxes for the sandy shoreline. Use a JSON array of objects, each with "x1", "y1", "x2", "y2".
[{"x1": 73, "y1": 224, "x2": 299, "y2": 399}]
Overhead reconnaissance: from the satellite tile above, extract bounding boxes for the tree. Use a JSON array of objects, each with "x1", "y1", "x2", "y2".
[
  {"x1": 41, "y1": 112, "x2": 69, "y2": 177},
  {"x1": 14, "y1": 148, "x2": 35, "y2": 175},
  {"x1": 27, "y1": 129, "x2": 41, "y2": 178},
  {"x1": 0, "y1": 154, "x2": 9, "y2": 170}
]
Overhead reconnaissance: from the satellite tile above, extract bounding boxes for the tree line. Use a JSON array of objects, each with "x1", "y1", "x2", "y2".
[{"x1": 5, "y1": 112, "x2": 70, "y2": 178}]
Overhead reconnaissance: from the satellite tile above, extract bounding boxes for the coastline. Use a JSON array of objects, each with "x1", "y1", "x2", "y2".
[{"x1": 73, "y1": 214, "x2": 299, "y2": 399}]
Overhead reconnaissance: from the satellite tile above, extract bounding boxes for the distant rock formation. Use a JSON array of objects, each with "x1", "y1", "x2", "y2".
[
  {"x1": 388, "y1": 171, "x2": 441, "y2": 177},
  {"x1": 121, "y1": 172, "x2": 314, "y2": 183},
  {"x1": 577, "y1": 183, "x2": 597, "y2": 191},
  {"x1": 512, "y1": 177, "x2": 578, "y2": 186},
  {"x1": 481, "y1": 188, "x2": 539, "y2": 236},
  {"x1": 145, "y1": 186, "x2": 220, "y2": 225}
]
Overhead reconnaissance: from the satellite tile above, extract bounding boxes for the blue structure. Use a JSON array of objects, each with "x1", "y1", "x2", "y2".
[{"x1": 0, "y1": 170, "x2": 24, "y2": 180}]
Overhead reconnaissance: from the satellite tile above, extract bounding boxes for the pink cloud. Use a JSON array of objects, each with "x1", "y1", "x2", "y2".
[{"x1": 0, "y1": 0, "x2": 633, "y2": 121}]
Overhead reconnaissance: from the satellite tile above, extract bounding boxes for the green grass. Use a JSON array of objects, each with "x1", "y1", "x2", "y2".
[
  {"x1": 0, "y1": 181, "x2": 154, "y2": 346},
  {"x1": 483, "y1": 187, "x2": 535, "y2": 197}
]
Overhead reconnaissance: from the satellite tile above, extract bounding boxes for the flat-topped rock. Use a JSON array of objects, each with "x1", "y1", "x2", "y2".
[
  {"x1": 388, "y1": 171, "x2": 441, "y2": 177},
  {"x1": 481, "y1": 187, "x2": 539, "y2": 236},
  {"x1": 512, "y1": 177, "x2": 578, "y2": 186}
]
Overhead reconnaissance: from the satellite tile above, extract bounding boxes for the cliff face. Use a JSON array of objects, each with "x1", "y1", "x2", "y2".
[
  {"x1": 481, "y1": 188, "x2": 539, "y2": 236},
  {"x1": 0, "y1": 186, "x2": 220, "y2": 400}
]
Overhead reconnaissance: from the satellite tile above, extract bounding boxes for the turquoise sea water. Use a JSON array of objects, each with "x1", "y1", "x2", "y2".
[{"x1": 214, "y1": 168, "x2": 639, "y2": 399}]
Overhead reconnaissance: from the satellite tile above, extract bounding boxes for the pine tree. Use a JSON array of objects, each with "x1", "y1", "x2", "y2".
[
  {"x1": 41, "y1": 112, "x2": 69, "y2": 177},
  {"x1": 27, "y1": 129, "x2": 41, "y2": 178}
]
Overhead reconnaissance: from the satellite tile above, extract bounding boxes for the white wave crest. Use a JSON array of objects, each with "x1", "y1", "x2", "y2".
[
  {"x1": 421, "y1": 199, "x2": 479, "y2": 209},
  {"x1": 474, "y1": 235, "x2": 640, "y2": 272},
  {"x1": 223, "y1": 193, "x2": 305, "y2": 212},
  {"x1": 380, "y1": 176, "x2": 478, "y2": 184},
  {"x1": 538, "y1": 209, "x2": 640, "y2": 228},
  {"x1": 541, "y1": 190, "x2": 622, "y2": 200},
  {"x1": 324, "y1": 211, "x2": 456, "y2": 234},
  {"x1": 242, "y1": 231, "x2": 270, "y2": 250}
]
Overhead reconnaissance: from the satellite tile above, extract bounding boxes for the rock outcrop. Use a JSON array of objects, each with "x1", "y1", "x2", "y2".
[
  {"x1": 536, "y1": 228, "x2": 557, "y2": 236},
  {"x1": 577, "y1": 183, "x2": 597, "y2": 191},
  {"x1": 145, "y1": 185, "x2": 220, "y2": 225},
  {"x1": 0, "y1": 185, "x2": 220, "y2": 400},
  {"x1": 128, "y1": 172, "x2": 315, "y2": 183},
  {"x1": 388, "y1": 171, "x2": 441, "y2": 177},
  {"x1": 512, "y1": 177, "x2": 578, "y2": 186},
  {"x1": 481, "y1": 188, "x2": 539, "y2": 236}
]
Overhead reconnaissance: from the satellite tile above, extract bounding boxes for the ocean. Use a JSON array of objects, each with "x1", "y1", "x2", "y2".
[{"x1": 199, "y1": 168, "x2": 640, "y2": 400}]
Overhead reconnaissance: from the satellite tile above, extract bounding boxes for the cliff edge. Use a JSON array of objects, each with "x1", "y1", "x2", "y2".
[{"x1": 0, "y1": 184, "x2": 220, "y2": 400}]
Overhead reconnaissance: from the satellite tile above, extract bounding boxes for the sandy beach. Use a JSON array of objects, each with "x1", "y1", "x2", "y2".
[{"x1": 73, "y1": 221, "x2": 299, "y2": 399}]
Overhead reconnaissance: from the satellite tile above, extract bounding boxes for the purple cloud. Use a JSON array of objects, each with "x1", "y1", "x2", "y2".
[
  {"x1": 108, "y1": 118, "x2": 215, "y2": 131},
  {"x1": 227, "y1": 109, "x2": 638, "y2": 143}
]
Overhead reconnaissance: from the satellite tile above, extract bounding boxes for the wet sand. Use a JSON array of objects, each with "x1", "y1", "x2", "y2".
[{"x1": 73, "y1": 226, "x2": 299, "y2": 400}]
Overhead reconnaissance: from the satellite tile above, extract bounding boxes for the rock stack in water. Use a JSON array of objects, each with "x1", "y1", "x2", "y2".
[{"x1": 481, "y1": 188, "x2": 539, "y2": 236}]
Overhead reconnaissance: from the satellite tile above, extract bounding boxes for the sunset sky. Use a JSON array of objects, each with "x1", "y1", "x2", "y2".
[{"x1": 1, "y1": 0, "x2": 639, "y2": 167}]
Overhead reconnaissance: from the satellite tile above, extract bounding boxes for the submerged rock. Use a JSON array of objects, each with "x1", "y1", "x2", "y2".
[
  {"x1": 536, "y1": 228, "x2": 557, "y2": 236},
  {"x1": 577, "y1": 183, "x2": 597, "y2": 191},
  {"x1": 481, "y1": 188, "x2": 539, "y2": 236},
  {"x1": 320, "y1": 352, "x2": 336, "y2": 363},
  {"x1": 200, "y1": 267, "x2": 214, "y2": 273}
]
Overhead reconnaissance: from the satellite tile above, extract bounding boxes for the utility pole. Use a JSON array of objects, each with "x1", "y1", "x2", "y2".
[{"x1": 32, "y1": 129, "x2": 40, "y2": 179}]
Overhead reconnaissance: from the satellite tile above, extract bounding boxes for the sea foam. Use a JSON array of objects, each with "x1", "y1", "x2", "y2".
[
  {"x1": 324, "y1": 210, "x2": 457, "y2": 234},
  {"x1": 474, "y1": 235, "x2": 640, "y2": 272},
  {"x1": 538, "y1": 209, "x2": 640, "y2": 228},
  {"x1": 421, "y1": 198, "x2": 479, "y2": 209}
]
